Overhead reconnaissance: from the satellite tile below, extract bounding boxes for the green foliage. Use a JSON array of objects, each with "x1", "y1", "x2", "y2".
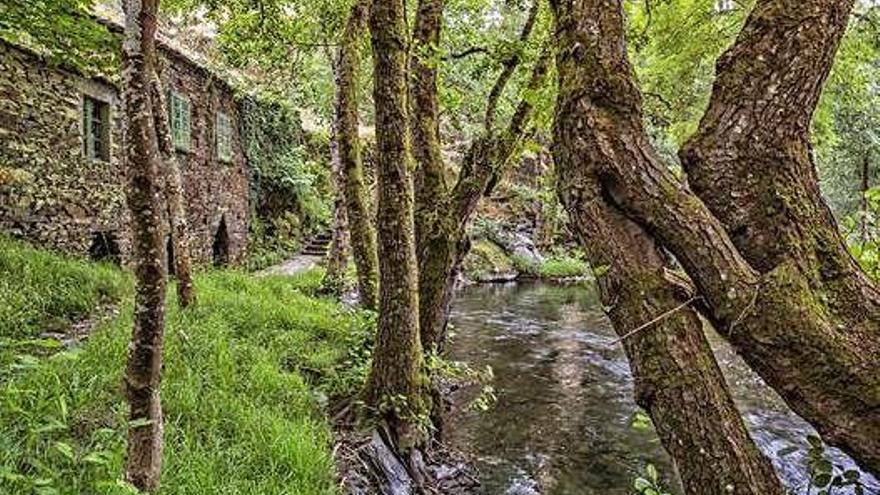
[
  {"x1": 843, "y1": 186, "x2": 880, "y2": 279},
  {"x1": 627, "y1": 0, "x2": 749, "y2": 152},
  {"x1": 244, "y1": 213, "x2": 304, "y2": 271},
  {"x1": 462, "y1": 239, "x2": 515, "y2": 280},
  {"x1": 633, "y1": 463, "x2": 672, "y2": 495},
  {"x1": 0, "y1": 0, "x2": 121, "y2": 81},
  {"x1": 815, "y1": 5, "x2": 880, "y2": 217},
  {"x1": 512, "y1": 251, "x2": 590, "y2": 280},
  {"x1": 242, "y1": 97, "x2": 331, "y2": 225},
  {"x1": 163, "y1": 0, "x2": 348, "y2": 115},
  {"x1": 0, "y1": 242, "x2": 374, "y2": 494},
  {"x1": 803, "y1": 435, "x2": 866, "y2": 495},
  {"x1": 241, "y1": 96, "x2": 332, "y2": 268}
]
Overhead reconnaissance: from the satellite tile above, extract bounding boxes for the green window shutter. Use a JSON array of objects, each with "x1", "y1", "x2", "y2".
[
  {"x1": 83, "y1": 97, "x2": 95, "y2": 159},
  {"x1": 216, "y1": 112, "x2": 232, "y2": 162},
  {"x1": 181, "y1": 98, "x2": 191, "y2": 151},
  {"x1": 169, "y1": 91, "x2": 192, "y2": 152}
]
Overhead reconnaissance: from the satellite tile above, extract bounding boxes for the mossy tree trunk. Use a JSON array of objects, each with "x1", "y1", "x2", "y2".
[
  {"x1": 322, "y1": 52, "x2": 351, "y2": 295},
  {"x1": 410, "y1": 0, "x2": 550, "y2": 351},
  {"x1": 337, "y1": 0, "x2": 379, "y2": 310},
  {"x1": 678, "y1": 0, "x2": 880, "y2": 473},
  {"x1": 149, "y1": 67, "x2": 195, "y2": 308},
  {"x1": 363, "y1": 0, "x2": 428, "y2": 447},
  {"x1": 550, "y1": 3, "x2": 787, "y2": 492},
  {"x1": 121, "y1": 0, "x2": 167, "y2": 490},
  {"x1": 550, "y1": 0, "x2": 880, "y2": 474}
]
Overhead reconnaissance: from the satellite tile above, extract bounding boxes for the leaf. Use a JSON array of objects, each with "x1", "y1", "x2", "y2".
[
  {"x1": 634, "y1": 477, "x2": 652, "y2": 492},
  {"x1": 646, "y1": 463, "x2": 658, "y2": 482},
  {"x1": 53, "y1": 441, "x2": 75, "y2": 460},
  {"x1": 816, "y1": 459, "x2": 833, "y2": 474},
  {"x1": 807, "y1": 435, "x2": 823, "y2": 448},
  {"x1": 813, "y1": 472, "x2": 832, "y2": 488}
]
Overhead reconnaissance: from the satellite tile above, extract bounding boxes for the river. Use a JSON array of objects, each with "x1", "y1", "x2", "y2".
[{"x1": 446, "y1": 282, "x2": 879, "y2": 495}]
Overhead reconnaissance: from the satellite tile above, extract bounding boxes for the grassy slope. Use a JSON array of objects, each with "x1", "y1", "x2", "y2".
[{"x1": 0, "y1": 238, "x2": 372, "y2": 494}]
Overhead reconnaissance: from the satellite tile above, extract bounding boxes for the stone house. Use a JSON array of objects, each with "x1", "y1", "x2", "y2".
[{"x1": 0, "y1": 22, "x2": 250, "y2": 267}]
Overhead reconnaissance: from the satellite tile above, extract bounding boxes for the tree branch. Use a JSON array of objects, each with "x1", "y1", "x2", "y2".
[{"x1": 483, "y1": 0, "x2": 540, "y2": 133}]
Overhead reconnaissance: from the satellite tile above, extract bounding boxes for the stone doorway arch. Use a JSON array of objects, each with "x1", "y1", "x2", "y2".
[{"x1": 212, "y1": 216, "x2": 230, "y2": 267}]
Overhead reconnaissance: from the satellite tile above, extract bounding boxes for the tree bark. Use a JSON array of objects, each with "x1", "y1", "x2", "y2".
[
  {"x1": 551, "y1": 3, "x2": 786, "y2": 493},
  {"x1": 121, "y1": 0, "x2": 167, "y2": 490},
  {"x1": 337, "y1": 0, "x2": 380, "y2": 310},
  {"x1": 551, "y1": 0, "x2": 880, "y2": 474},
  {"x1": 364, "y1": 0, "x2": 428, "y2": 447},
  {"x1": 559, "y1": 178, "x2": 785, "y2": 495},
  {"x1": 322, "y1": 52, "x2": 351, "y2": 295},
  {"x1": 679, "y1": 0, "x2": 880, "y2": 472},
  {"x1": 149, "y1": 68, "x2": 195, "y2": 308},
  {"x1": 861, "y1": 154, "x2": 870, "y2": 244}
]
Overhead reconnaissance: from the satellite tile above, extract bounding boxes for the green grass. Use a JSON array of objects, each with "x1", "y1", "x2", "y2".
[
  {"x1": 0, "y1": 238, "x2": 374, "y2": 494},
  {"x1": 463, "y1": 238, "x2": 590, "y2": 281},
  {"x1": 0, "y1": 236, "x2": 130, "y2": 339}
]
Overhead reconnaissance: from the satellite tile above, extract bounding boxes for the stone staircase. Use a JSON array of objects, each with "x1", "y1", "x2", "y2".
[{"x1": 301, "y1": 230, "x2": 333, "y2": 257}]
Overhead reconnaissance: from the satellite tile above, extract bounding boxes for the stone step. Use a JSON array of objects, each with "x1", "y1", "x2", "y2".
[{"x1": 300, "y1": 230, "x2": 334, "y2": 257}]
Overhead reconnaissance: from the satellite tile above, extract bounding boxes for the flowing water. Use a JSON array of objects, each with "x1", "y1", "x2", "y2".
[{"x1": 446, "y1": 282, "x2": 879, "y2": 495}]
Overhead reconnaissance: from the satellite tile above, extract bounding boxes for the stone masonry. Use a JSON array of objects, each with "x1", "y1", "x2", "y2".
[{"x1": 0, "y1": 38, "x2": 249, "y2": 266}]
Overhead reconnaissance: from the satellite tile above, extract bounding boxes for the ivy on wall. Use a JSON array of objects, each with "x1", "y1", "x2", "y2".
[
  {"x1": 0, "y1": 0, "x2": 120, "y2": 81},
  {"x1": 240, "y1": 95, "x2": 333, "y2": 269}
]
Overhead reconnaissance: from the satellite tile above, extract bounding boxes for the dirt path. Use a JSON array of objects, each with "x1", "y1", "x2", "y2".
[{"x1": 260, "y1": 254, "x2": 324, "y2": 276}]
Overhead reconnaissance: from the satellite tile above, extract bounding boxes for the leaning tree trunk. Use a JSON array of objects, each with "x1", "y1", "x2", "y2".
[
  {"x1": 678, "y1": 0, "x2": 880, "y2": 473},
  {"x1": 149, "y1": 69, "x2": 195, "y2": 308},
  {"x1": 337, "y1": 0, "x2": 379, "y2": 310},
  {"x1": 861, "y1": 155, "x2": 870, "y2": 244},
  {"x1": 121, "y1": 0, "x2": 167, "y2": 490},
  {"x1": 322, "y1": 52, "x2": 351, "y2": 295},
  {"x1": 549, "y1": 0, "x2": 880, "y2": 474},
  {"x1": 550, "y1": 3, "x2": 785, "y2": 492},
  {"x1": 557, "y1": 176, "x2": 785, "y2": 494},
  {"x1": 363, "y1": 0, "x2": 429, "y2": 448},
  {"x1": 410, "y1": 0, "x2": 550, "y2": 351}
]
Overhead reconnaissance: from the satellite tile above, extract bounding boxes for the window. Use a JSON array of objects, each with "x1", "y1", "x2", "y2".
[
  {"x1": 169, "y1": 90, "x2": 192, "y2": 152},
  {"x1": 715, "y1": 0, "x2": 735, "y2": 12},
  {"x1": 215, "y1": 111, "x2": 233, "y2": 162},
  {"x1": 83, "y1": 96, "x2": 110, "y2": 161}
]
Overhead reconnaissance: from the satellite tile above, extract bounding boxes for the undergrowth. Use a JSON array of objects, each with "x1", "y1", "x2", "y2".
[{"x1": 0, "y1": 239, "x2": 374, "y2": 494}]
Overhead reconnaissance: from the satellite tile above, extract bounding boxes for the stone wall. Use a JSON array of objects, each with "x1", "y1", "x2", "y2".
[{"x1": 0, "y1": 40, "x2": 250, "y2": 266}]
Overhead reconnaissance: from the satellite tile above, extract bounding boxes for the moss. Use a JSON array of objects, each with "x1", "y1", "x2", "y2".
[
  {"x1": 462, "y1": 240, "x2": 515, "y2": 280},
  {"x1": 0, "y1": 1, "x2": 121, "y2": 81}
]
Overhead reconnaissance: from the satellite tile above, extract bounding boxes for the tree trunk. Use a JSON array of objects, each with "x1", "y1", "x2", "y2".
[
  {"x1": 550, "y1": 0, "x2": 880, "y2": 474},
  {"x1": 409, "y1": 0, "x2": 551, "y2": 350},
  {"x1": 337, "y1": 0, "x2": 379, "y2": 310},
  {"x1": 861, "y1": 154, "x2": 870, "y2": 244},
  {"x1": 364, "y1": 0, "x2": 428, "y2": 448},
  {"x1": 149, "y1": 69, "x2": 195, "y2": 308},
  {"x1": 678, "y1": 0, "x2": 880, "y2": 472},
  {"x1": 121, "y1": 0, "x2": 167, "y2": 490},
  {"x1": 551, "y1": 3, "x2": 786, "y2": 493},
  {"x1": 558, "y1": 177, "x2": 784, "y2": 494},
  {"x1": 322, "y1": 53, "x2": 350, "y2": 295}
]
